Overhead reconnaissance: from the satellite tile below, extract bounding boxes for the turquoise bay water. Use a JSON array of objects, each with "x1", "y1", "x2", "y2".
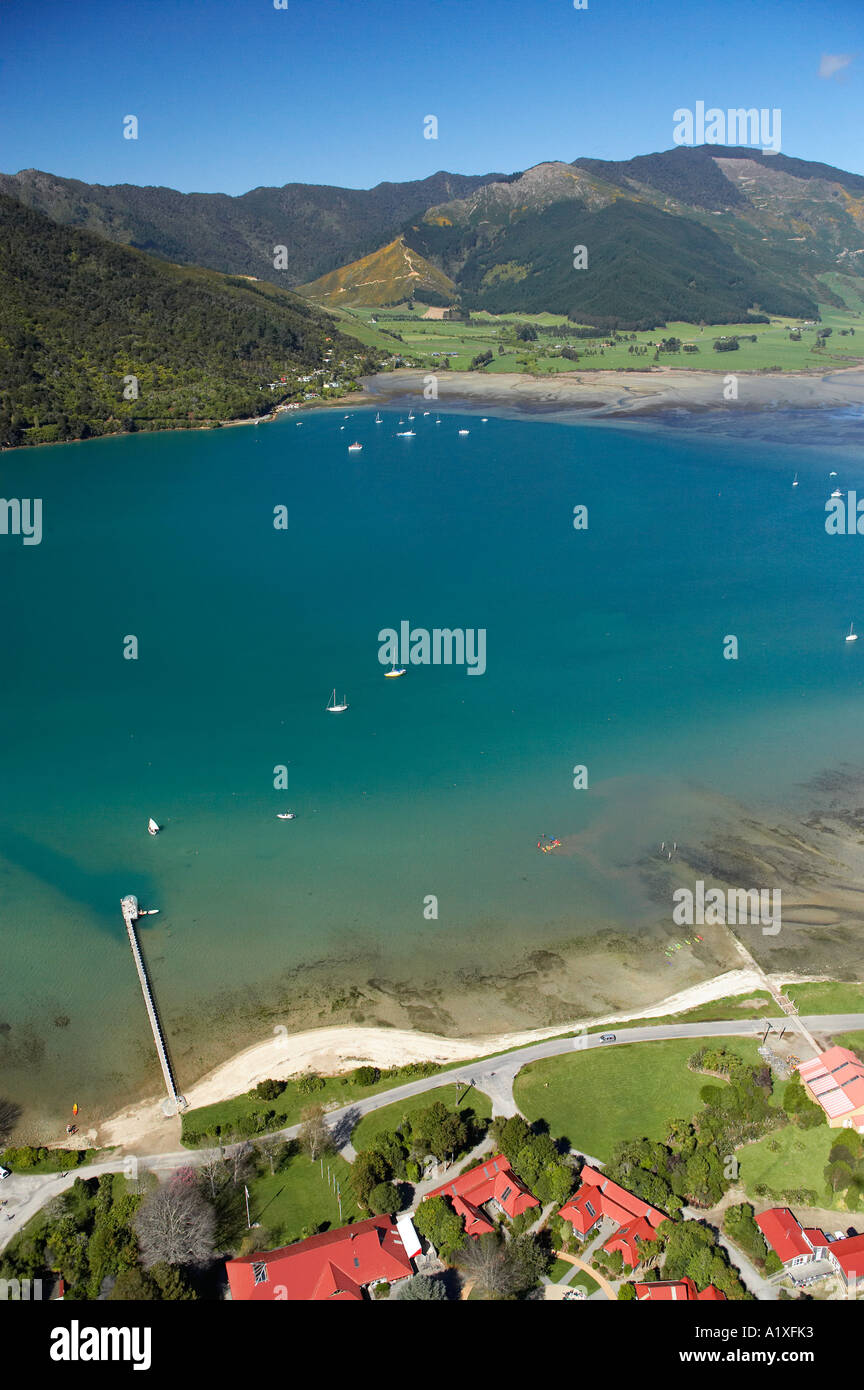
[{"x1": 2, "y1": 406, "x2": 864, "y2": 1131}]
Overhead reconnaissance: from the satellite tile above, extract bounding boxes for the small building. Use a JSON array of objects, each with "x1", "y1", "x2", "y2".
[
  {"x1": 634, "y1": 1277, "x2": 726, "y2": 1301},
  {"x1": 423, "y1": 1154, "x2": 539, "y2": 1237},
  {"x1": 225, "y1": 1215, "x2": 414, "y2": 1301},
  {"x1": 798, "y1": 1047, "x2": 864, "y2": 1131}
]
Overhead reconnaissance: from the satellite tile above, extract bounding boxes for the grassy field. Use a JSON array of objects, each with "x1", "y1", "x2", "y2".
[
  {"x1": 246, "y1": 1151, "x2": 359, "y2": 1247},
  {"x1": 351, "y1": 1083, "x2": 492, "y2": 1151},
  {"x1": 783, "y1": 983, "x2": 864, "y2": 1016},
  {"x1": 737, "y1": 1123, "x2": 841, "y2": 1211},
  {"x1": 512, "y1": 1039, "x2": 768, "y2": 1158},
  {"x1": 181, "y1": 1065, "x2": 442, "y2": 1147},
  {"x1": 330, "y1": 297, "x2": 864, "y2": 376}
]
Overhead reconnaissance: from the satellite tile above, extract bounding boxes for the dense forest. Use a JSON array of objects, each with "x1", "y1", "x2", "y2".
[
  {"x1": 0, "y1": 196, "x2": 382, "y2": 448},
  {"x1": 454, "y1": 200, "x2": 818, "y2": 326}
]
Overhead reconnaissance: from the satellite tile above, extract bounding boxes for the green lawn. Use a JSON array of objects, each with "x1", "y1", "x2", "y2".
[
  {"x1": 245, "y1": 1151, "x2": 360, "y2": 1248},
  {"x1": 181, "y1": 1064, "x2": 443, "y2": 1147},
  {"x1": 513, "y1": 1039, "x2": 767, "y2": 1159},
  {"x1": 351, "y1": 1083, "x2": 492, "y2": 1151},
  {"x1": 831, "y1": 1032, "x2": 864, "y2": 1059},
  {"x1": 333, "y1": 300, "x2": 864, "y2": 376},
  {"x1": 737, "y1": 1122, "x2": 844, "y2": 1211},
  {"x1": 567, "y1": 1269, "x2": 601, "y2": 1297},
  {"x1": 783, "y1": 983, "x2": 864, "y2": 1016}
]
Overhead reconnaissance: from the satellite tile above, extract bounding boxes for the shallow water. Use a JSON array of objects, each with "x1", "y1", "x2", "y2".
[{"x1": 2, "y1": 405, "x2": 863, "y2": 1133}]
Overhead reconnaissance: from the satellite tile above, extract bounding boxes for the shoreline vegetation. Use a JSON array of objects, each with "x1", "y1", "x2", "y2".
[
  {"x1": 6, "y1": 363, "x2": 864, "y2": 454},
  {"x1": 85, "y1": 966, "x2": 841, "y2": 1156}
]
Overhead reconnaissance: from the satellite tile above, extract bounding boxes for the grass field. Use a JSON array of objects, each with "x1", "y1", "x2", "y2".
[
  {"x1": 783, "y1": 983, "x2": 864, "y2": 1016},
  {"x1": 737, "y1": 1123, "x2": 842, "y2": 1211},
  {"x1": 330, "y1": 296, "x2": 864, "y2": 376},
  {"x1": 351, "y1": 1083, "x2": 492, "y2": 1151},
  {"x1": 246, "y1": 1151, "x2": 359, "y2": 1247},
  {"x1": 512, "y1": 1039, "x2": 767, "y2": 1158},
  {"x1": 181, "y1": 1065, "x2": 442, "y2": 1147}
]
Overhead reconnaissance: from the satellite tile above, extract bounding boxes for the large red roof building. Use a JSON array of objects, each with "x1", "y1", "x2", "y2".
[
  {"x1": 798, "y1": 1047, "x2": 864, "y2": 1131},
  {"x1": 423, "y1": 1154, "x2": 539, "y2": 1237},
  {"x1": 634, "y1": 1277, "x2": 726, "y2": 1301},
  {"x1": 559, "y1": 1165, "x2": 667, "y2": 1268},
  {"x1": 756, "y1": 1207, "x2": 863, "y2": 1289},
  {"x1": 225, "y1": 1215, "x2": 415, "y2": 1301}
]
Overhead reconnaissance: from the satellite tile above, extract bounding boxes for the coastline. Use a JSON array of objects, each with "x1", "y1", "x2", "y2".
[
  {"x1": 358, "y1": 364, "x2": 864, "y2": 420},
  {"x1": 90, "y1": 966, "x2": 823, "y2": 1154}
]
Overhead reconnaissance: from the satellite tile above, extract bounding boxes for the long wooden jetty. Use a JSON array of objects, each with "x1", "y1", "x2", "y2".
[{"x1": 121, "y1": 895, "x2": 186, "y2": 1114}]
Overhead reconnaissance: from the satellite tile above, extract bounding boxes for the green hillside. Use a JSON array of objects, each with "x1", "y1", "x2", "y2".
[
  {"x1": 416, "y1": 199, "x2": 817, "y2": 327},
  {"x1": 0, "y1": 195, "x2": 381, "y2": 449}
]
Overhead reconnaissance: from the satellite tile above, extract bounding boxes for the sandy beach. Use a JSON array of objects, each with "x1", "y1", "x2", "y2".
[
  {"x1": 359, "y1": 365, "x2": 864, "y2": 419},
  {"x1": 90, "y1": 965, "x2": 825, "y2": 1154}
]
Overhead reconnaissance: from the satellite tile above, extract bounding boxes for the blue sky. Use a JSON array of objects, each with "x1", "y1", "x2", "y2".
[{"x1": 1, "y1": 0, "x2": 861, "y2": 193}]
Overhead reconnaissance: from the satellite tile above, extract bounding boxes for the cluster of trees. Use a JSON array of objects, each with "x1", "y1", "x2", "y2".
[
  {"x1": 470, "y1": 350, "x2": 494, "y2": 369},
  {"x1": 0, "y1": 1172, "x2": 204, "y2": 1301},
  {"x1": 604, "y1": 1048, "x2": 783, "y2": 1215},
  {"x1": 713, "y1": 336, "x2": 740, "y2": 351},
  {"x1": 823, "y1": 1131, "x2": 864, "y2": 1207},
  {"x1": 490, "y1": 1115, "x2": 575, "y2": 1206},
  {"x1": 0, "y1": 195, "x2": 383, "y2": 449},
  {"x1": 0, "y1": 1144, "x2": 90, "y2": 1172},
  {"x1": 618, "y1": 1219, "x2": 750, "y2": 1300},
  {"x1": 351, "y1": 1099, "x2": 488, "y2": 1216},
  {"x1": 723, "y1": 1202, "x2": 782, "y2": 1275},
  {"x1": 412, "y1": 1199, "x2": 551, "y2": 1297}
]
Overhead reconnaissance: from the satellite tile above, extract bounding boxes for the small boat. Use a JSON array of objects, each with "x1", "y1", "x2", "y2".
[
  {"x1": 277, "y1": 811, "x2": 296, "y2": 820},
  {"x1": 423, "y1": 411, "x2": 430, "y2": 416},
  {"x1": 792, "y1": 473, "x2": 799, "y2": 487},
  {"x1": 831, "y1": 488, "x2": 843, "y2": 498},
  {"x1": 148, "y1": 817, "x2": 160, "y2": 836},
  {"x1": 375, "y1": 412, "x2": 382, "y2": 424},
  {"x1": 481, "y1": 417, "x2": 488, "y2": 422},
  {"x1": 348, "y1": 441, "x2": 362, "y2": 452},
  {"x1": 72, "y1": 1103, "x2": 78, "y2": 1117},
  {"x1": 385, "y1": 663, "x2": 406, "y2": 678},
  {"x1": 846, "y1": 623, "x2": 858, "y2": 643},
  {"x1": 458, "y1": 429, "x2": 470, "y2": 436},
  {"x1": 327, "y1": 688, "x2": 349, "y2": 712},
  {"x1": 435, "y1": 417, "x2": 441, "y2": 424},
  {"x1": 396, "y1": 430, "x2": 415, "y2": 437},
  {"x1": 398, "y1": 418, "x2": 405, "y2": 425}
]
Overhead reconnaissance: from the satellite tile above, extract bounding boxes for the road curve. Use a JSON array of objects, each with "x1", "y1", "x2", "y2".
[{"x1": 2, "y1": 1013, "x2": 860, "y2": 1253}]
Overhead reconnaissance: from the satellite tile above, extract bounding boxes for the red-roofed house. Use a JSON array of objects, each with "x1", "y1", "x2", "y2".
[
  {"x1": 798, "y1": 1047, "x2": 864, "y2": 1131},
  {"x1": 225, "y1": 1215, "x2": 414, "y2": 1301},
  {"x1": 559, "y1": 1165, "x2": 667, "y2": 1269},
  {"x1": 756, "y1": 1207, "x2": 862, "y2": 1290},
  {"x1": 423, "y1": 1154, "x2": 539, "y2": 1237},
  {"x1": 634, "y1": 1276, "x2": 726, "y2": 1301},
  {"x1": 755, "y1": 1208, "x2": 815, "y2": 1268}
]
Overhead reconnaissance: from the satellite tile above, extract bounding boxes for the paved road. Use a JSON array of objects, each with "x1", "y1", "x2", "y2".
[{"x1": 2, "y1": 1013, "x2": 860, "y2": 1255}]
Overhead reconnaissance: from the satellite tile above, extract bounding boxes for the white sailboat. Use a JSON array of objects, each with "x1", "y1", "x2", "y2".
[
  {"x1": 396, "y1": 429, "x2": 415, "y2": 437},
  {"x1": 327, "y1": 688, "x2": 349, "y2": 712},
  {"x1": 375, "y1": 412, "x2": 383, "y2": 423},
  {"x1": 407, "y1": 409, "x2": 415, "y2": 420},
  {"x1": 276, "y1": 811, "x2": 296, "y2": 819},
  {"x1": 846, "y1": 623, "x2": 858, "y2": 643},
  {"x1": 458, "y1": 429, "x2": 470, "y2": 436},
  {"x1": 385, "y1": 662, "x2": 406, "y2": 678},
  {"x1": 148, "y1": 817, "x2": 160, "y2": 836},
  {"x1": 348, "y1": 441, "x2": 362, "y2": 452},
  {"x1": 792, "y1": 472, "x2": 799, "y2": 487}
]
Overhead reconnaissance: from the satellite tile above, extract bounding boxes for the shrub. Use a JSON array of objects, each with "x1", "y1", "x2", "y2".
[
  {"x1": 297, "y1": 1073, "x2": 325, "y2": 1095},
  {"x1": 254, "y1": 1079, "x2": 286, "y2": 1101},
  {"x1": 351, "y1": 1066, "x2": 380, "y2": 1087}
]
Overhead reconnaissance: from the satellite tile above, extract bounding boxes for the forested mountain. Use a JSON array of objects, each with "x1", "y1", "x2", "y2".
[
  {"x1": 0, "y1": 196, "x2": 381, "y2": 449},
  {"x1": 0, "y1": 167, "x2": 510, "y2": 285}
]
